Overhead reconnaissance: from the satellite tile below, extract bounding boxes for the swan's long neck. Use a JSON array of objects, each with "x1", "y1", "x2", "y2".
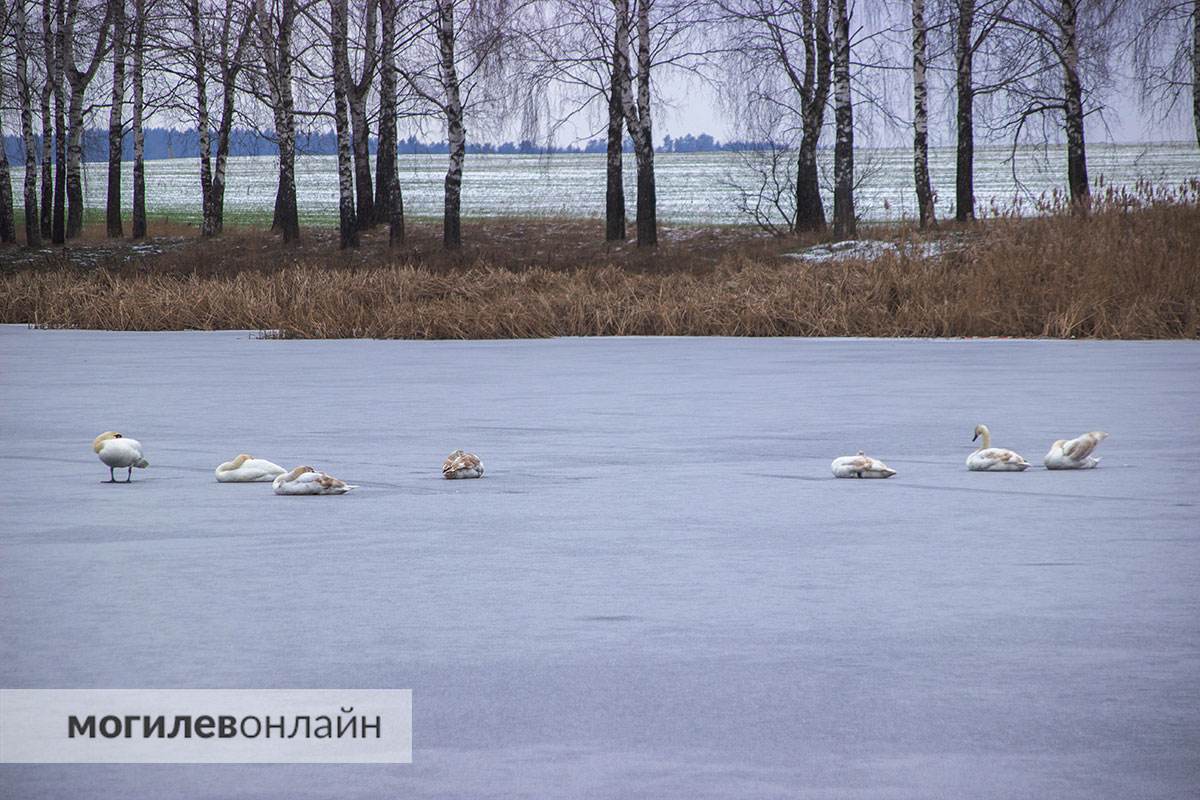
[{"x1": 977, "y1": 426, "x2": 991, "y2": 450}]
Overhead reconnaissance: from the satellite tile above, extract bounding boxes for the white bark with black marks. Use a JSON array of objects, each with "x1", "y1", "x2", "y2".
[
  {"x1": 329, "y1": 0, "x2": 359, "y2": 248},
  {"x1": 208, "y1": 2, "x2": 254, "y2": 236},
  {"x1": 1061, "y1": 0, "x2": 1089, "y2": 211},
  {"x1": 105, "y1": 0, "x2": 126, "y2": 238},
  {"x1": 955, "y1": 0, "x2": 974, "y2": 221},
  {"x1": 15, "y1": 0, "x2": 42, "y2": 246},
  {"x1": 130, "y1": 0, "x2": 146, "y2": 238},
  {"x1": 39, "y1": 0, "x2": 54, "y2": 239},
  {"x1": 0, "y1": 61, "x2": 15, "y2": 244},
  {"x1": 345, "y1": 0, "x2": 378, "y2": 229},
  {"x1": 615, "y1": 0, "x2": 656, "y2": 248},
  {"x1": 438, "y1": 0, "x2": 465, "y2": 249},
  {"x1": 831, "y1": 0, "x2": 854, "y2": 238},
  {"x1": 912, "y1": 0, "x2": 935, "y2": 228},
  {"x1": 63, "y1": 0, "x2": 113, "y2": 239},
  {"x1": 257, "y1": 0, "x2": 299, "y2": 241}
]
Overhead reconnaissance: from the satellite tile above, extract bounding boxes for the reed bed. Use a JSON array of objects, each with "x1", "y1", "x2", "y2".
[{"x1": 2, "y1": 204, "x2": 1197, "y2": 339}]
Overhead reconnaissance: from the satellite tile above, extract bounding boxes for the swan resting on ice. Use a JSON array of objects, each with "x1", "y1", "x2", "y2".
[
  {"x1": 215, "y1": 454, "x2": 287, "y2": 482},
  {"x1": 831, "y1": 451, "x2": 897, "y2": 478},
  {"x1": 966, "y1": 424, "x2": 1031, "y2": 471},
  {"x1": 1044, "y1": 431, "x2": 1108, "y2": 470},
  {"x1": 272, "y1": 466, "x2": 356, "y2": 495},
  {"x1": 93, "y1": 431, "x2": 149, "y2": 483},
  {"x1": 443, "y1": 450, "x2": 484, "y2": 479}
]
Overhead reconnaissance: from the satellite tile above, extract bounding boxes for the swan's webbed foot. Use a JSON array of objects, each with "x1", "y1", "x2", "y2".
[{"x1": 103, "y1": 467, "x2": 117, "y2": 483}]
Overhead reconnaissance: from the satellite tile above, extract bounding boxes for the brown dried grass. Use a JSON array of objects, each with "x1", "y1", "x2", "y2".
[{"x1": 2, "y1": 205, "x2": 1197, "y2": 339}]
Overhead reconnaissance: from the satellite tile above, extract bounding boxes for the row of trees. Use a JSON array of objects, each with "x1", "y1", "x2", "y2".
[{"x1": 0, "y1": 0, "x2": 1197, "y2": 250}]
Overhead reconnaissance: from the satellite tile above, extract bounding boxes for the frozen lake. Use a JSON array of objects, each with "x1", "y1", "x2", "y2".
[
  {"x1": 9, "y1": 142, "x2": 1200, "y2": 226},
  {"x1": 1, "y1": 327, "x2": 1198, "y2": 798}
]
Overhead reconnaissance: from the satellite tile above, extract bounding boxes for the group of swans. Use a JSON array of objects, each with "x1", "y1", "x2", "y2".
[
  {"x1": 98, "y1": 425, "x2": 1102, "y2": 489},
  {"x1": 96, "y1": 433, "x2": 484, "y2": 494},
  {"x1": 831, "y1": 424, "x2": 1108, "y2": 478}
]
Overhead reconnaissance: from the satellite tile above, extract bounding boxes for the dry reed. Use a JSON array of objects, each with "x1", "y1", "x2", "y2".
[{"x1": 2, "y1": 204, "x2": 1197, "y2": 339}]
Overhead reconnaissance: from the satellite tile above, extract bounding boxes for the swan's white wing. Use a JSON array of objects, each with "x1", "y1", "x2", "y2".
[{"x1": 1063, "y1": 433, "x2": 1105, "y2": 461}]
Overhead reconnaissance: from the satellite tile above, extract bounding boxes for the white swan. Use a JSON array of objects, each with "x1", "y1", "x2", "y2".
[
  {"x1": 966, "y1": 424, "x2": 1031, "y2": 471},
  {"x1": 93, "y1": 431, "x2": 149, "y2": 482},
  {"x1": 831, "y1": 451, "x2": 897, "y2": 478},
  {"x1": 442, "y1": 450, "x2": 484, "y2": 479},
  {"x1": 215, "y1": 454, "x2": 287, "y2": 483},
  {"x1": 272, "y1": 466, "x2": 356, "y2": 495},
  {"x1": 1044, "y1": 431, "x2": 1108, "y2": 470}
]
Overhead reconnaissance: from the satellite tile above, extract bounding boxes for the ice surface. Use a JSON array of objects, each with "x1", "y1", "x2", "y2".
[{"x1": 1, "y1": 327, "x2": 1197, "y2": 798}]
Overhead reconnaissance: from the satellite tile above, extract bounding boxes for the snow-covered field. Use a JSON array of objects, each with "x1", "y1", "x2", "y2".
[
  {"x1": 9, "y1": 142, "x2": 1200, "y2": 225},
  {"x1": 1, "y1": 327, "x2": 1198, "y2": 798}
]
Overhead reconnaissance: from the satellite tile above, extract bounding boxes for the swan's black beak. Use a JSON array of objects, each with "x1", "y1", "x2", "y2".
[{"x1": 972, "y1": 431, "x2": 979, "y2": 441}]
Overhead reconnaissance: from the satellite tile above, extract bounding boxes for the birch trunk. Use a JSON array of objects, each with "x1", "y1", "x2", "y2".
[
  {"x1": 794, "y1": 0, "x2": 830, "y2": 233},
  {"x1": 954, "y1": 0, "x2": 974, "y2": 221},
  {"x1": 1061, "y1": 0, "x2": 1089, "y2": 211},
  {"x1": 438, "y1": 0, "x2": 465, "y2": 249},
  {"x1": 52, "y1": 0, "x2": 66, "y2": 243},
  {"x1": 189, "y1": 0, "x2": 214, "y2": 235},
  {"x1": 64, "y1": 0, "x2": 112, "y2": 239},
  {"x1": 346, "y1": 0, "x2": 377, "y2": 229},
  {"x1": 912, "y1": 0, "x2": 934, "y2": 228},
  {"x1": 0, "y1": 61, "x2": 14, "y2": 243},
  {"x1": 605, "y1": 6, "x2": 626, "y2": 242},
  {"x1": 130, "y1": 0, "x2": 145, "y2": 238},
  {"x1": 258, "y1": 0, "x2": 299, "y2": 241},
  {"x1": 208, "y1": 9, "x2": 253, "y2": 235},
  {"x1": 831, "y1": 0, "x2": 854, "y2": 238},
  {"x1": 16, "y1": 0, "x2": 42, "y2": 246},
  {"x1": 105, "y1": 0, "x2": 126, "y2": 238},
  {"x1": 374, "y1": 0, "x2": 404, "y2": 239},
  {"x1": 39, "y1": 0, "x2": 54, "y2": 239},
  {"x1": 330, "y1": 0, "x2": 359, "y2": 248},
  {"x1": 616, "y1": 0, "x2": 656, "y2": 247}
]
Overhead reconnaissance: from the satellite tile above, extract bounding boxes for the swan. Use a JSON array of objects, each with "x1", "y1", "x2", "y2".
[
  {"x1": 442, "y1": 450, "x2": 484, "y2": 479},
  {"x1": 272, "y1": 466, "x2": 356, "y2": 495},
  {"x1": 93, "y1": 431, "x2": 149, "y2": 482},
  {"x1": 831, "y1": 451, "x2": 897, "y2": 478},
  {"x1": 966, "y1": 424, "x2": 1031, "y2": 471},
  {"x1": 215, "y1": 454, "x2": 287, "y2": 483},
  {"x1": 1044, "y1": 431, "x2": 1108, "y2": 470}
]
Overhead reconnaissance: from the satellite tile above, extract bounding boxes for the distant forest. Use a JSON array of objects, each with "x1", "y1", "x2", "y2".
[{"x1": 1, "y1": 128, "x2": 763, "y2": 164}]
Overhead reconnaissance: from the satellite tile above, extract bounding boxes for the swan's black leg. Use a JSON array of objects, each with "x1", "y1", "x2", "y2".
[
  {"x1": 105, "y1": 466, "x2": 116, "y2": 483},
  {"x1": 126, "y1": 466, "x2": 133, "y2": 483}
]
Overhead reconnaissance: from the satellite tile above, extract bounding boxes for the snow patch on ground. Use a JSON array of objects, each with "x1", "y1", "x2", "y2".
[{"x1": 786, "y1": 237, "x2": 966, "y2": 263}]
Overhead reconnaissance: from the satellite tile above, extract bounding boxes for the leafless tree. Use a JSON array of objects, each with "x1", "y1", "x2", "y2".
[
  {"x1": 716, "y1": 0, "x2": 833, "y2": 233},
  {"x1": 343, "y1": 0, "x2": 378, "y2": 229},
  {"x1": 995, "y1": 0, "x2": 1123, "y2": 212},
  {"x1": 0, "y1": 17, "x2": 15, "y2": 243},
  {"x1": 13, "y1": 0, "x2": 42, "y2": 244},
  {"x1": 1128, "y1": 0, "x2": 1198, "y2": 147},
  {"x1": 913, "y1": 0, "x2": 935, "y2": 226},
  {"x1": 614, "y1": 0, "x2": 657, "y2": 246},
  {"x1": 62, "y1": 0, "x2": 114, "y2": 238},
  {"x1": 105, "y1": 0, "x2": 126, "y2": 237},
  {"x1": 329, "y1": 0, "x2": 358, "y2": 246},
  {"x1": 256, "y1": 0, "x2": 300, "y2": 241},
  {"x1": 130, "y1": 0, "x2": 148, "y2": 236},
  {"x1": 373, "y1": 0, "x2": 403, "y2": 237},
  {"x1": 831, "y1": 0, "x2": 853, "y2": 236}
]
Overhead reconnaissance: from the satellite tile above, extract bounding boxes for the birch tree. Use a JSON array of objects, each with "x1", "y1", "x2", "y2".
[
  {"x1": 62, "y1": 0, "x2": 114, "y2": 238},
  {"x1": 130, "y1": 0, "x2": 147, "y2": 236},
  {"x1": 1128, "y1": 0, "x2": 1199, "y2": 147},
  {"x1": 913, "y1": 0, "x2": 934, "y2": 227},
  {"x1": 996, "y1": 0, "x2": 1122, "y2": 212},
  {"x1": 329, "y1": 0, "x2": 359, "y2": 247},
  {"x1": 51, "y1": 0, "x2": 66, "y2": 242},
  {"x1": 105, "y1": 0, "x2": 126, "y2": 238},
  {"x1": 344, "y1": 0, "x2": 378, "y2": 229},
  {"x1": 373, "y1": 0, "x2": 403, "y2": 237},
  {"x1": 717, "y1": 0, "x2": 833, "y2": 233},
  {"x1": 256, "y1": 0, "x2": 300, "y2": 241},
  {"x1": 0, "y1": 57, "x2": 14, "y2": 243},
  {"x1": 614, "y1": 0, "x2": 657, "y2": 247},
  {"x1": 14, "y1": 0, "x2": 42, "y2": 245},
  {"x1": 831, "y1": 0, "x2": 854, "y2": 237}
]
